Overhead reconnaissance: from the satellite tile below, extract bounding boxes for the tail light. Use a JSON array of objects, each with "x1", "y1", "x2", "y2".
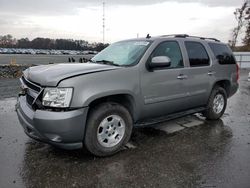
[{"x1": 236, "y1": 63, "x2": 239, "y2": 82}]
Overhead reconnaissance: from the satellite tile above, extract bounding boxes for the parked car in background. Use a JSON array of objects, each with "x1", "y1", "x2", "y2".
[
  {"x1": 0, "y1": 48, "x2": 97, "y2": 55},
  {"x1": 16, "y1": 34, "x2": 239, "y2": 156}
]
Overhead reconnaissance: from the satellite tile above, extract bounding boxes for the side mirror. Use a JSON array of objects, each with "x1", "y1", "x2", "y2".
[{"x1": 149, "y1": 56, "x2": 171, "y2": 69}]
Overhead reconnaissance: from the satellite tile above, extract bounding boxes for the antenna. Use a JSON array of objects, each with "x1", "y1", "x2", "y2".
[
  {"x1": 146, "y1": 34, "x2": 151, "y2": 39},
  {"x1": 102, "y1": 2, "x2": 105, "y2": 44}
]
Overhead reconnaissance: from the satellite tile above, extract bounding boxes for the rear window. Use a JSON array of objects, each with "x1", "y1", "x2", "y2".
[{"x1": 208, "y1": 43, "x2": 236, "y2": 64}]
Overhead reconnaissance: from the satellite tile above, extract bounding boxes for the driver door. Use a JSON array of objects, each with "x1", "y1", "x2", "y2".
[{"x1": 140, "y1": 40, "x2": 188, "y2": 119}]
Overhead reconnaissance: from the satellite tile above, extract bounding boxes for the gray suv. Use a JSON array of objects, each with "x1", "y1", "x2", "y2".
[{"x1": 16, "y1": 34, "x2": 239, "y2": 156}]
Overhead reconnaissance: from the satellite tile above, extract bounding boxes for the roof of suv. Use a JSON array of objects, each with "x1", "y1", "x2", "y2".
[
  {"x1": 127, "y1": 34, "x2": 223, "y2": 44},
  {"x1": 156, "y1": 34, "x2": 220, "y2": 42}
]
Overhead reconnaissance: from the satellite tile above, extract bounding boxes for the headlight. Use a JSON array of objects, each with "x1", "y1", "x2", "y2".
[{"x1": 42, "y1": 87, "x2": 73, "y2": 108}]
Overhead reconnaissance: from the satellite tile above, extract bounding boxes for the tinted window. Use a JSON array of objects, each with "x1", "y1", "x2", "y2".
[
  {"x1": 185, "y1": 42, "x2": 210, "y2": 67},
  {"x1": 149, "y1": 41, "x2": 183, "y2": 68},
  {"x1": 208, "y1": 43, "x2": 236, "y2": 64}
]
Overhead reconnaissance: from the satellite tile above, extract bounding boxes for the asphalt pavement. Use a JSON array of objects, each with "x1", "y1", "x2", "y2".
[{"x1": 0, "y1": 70, "x2": 250, "y2": 188}]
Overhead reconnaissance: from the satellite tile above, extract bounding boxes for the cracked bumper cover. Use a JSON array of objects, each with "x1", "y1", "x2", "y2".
[{"x1": 16, "y1": 96, "x2": 88, "y2": 150}]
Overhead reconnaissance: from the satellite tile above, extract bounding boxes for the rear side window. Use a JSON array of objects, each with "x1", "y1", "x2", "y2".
[
  {"x1": 185, "y1": 42, "x2": 210, "y2": 67},
  {"x1": 208, "y1": 43, "x2": 236, "y2": 64}
]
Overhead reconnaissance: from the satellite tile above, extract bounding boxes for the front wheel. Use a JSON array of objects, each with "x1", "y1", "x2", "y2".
[
  {"x1": 84, "y1": 102, "x2": 133, "y2": 157},
  {"x1": 202, "y1": 86, "x2": 227, "y2": 120}
]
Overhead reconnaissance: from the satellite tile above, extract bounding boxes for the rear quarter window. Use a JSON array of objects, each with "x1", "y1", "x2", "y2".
[{"x1": 208, "y1": 43, "x2": 236, "y2": 65}]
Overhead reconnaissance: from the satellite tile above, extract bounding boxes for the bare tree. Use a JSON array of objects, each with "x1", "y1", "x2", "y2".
[
  {"x1": 243, "y1": 3, "x2": 250, "y2": 46},
  {"x1": 243, "y1": 22, "x2": 250, "y2": 47},
  {"x1": 230, "y1": 1, "x2": 249, "y2": 48}
]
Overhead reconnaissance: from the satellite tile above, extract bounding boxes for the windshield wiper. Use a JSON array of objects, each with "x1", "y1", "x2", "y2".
[
  {"x1": 88, "y1": 59, "x2": 96, "y2": 63},
  {"x1": 95, "y1": 60, "x2": 120, "y2": 66}
]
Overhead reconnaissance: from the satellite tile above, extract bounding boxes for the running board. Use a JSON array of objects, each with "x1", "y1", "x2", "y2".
[{"x1": 135, "y1": 107, "x2": 206, "y2": 127}]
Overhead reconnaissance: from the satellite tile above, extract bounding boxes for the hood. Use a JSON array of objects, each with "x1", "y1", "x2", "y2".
[{"x1": 23, "y1": 63, "x2": 120, "y2": 86}]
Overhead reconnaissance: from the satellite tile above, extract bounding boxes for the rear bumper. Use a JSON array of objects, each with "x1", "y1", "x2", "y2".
[
  {"x1": 16, "y1": 96, "x2": 88, "y2": 150},
  {"x1": 228, "y1": 82, "x2": 239, "y2": 98}
]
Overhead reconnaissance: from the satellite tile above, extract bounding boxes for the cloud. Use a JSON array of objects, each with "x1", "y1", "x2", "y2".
[
  {"x1": 0, "y1": 0, "x2": 85, "y2": 16},
  {"x1": 101, "y1": 0, "x2": 241, "y2": 7},
  {"x1": 0, "y1": 0, "x2": 240, "y2": 42},
  {"x1": 0, "y1": 0, "x2": 242, "y2": 17}
]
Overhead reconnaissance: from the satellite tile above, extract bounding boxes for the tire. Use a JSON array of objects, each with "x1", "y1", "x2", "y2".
[
  {"x1": 84, "y1": 102, "x2": 133, "y2": 157},
  {"x1": 202, "y1": 86, "x2": 227, "y2": 120}
]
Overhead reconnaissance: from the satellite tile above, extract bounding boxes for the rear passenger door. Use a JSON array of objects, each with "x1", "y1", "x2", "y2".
[{"x1": 182, "y1": 41, "x2": 215, "y2": 108}]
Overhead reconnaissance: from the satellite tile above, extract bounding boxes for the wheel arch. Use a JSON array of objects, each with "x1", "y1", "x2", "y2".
[
  {"x1": 87, "y1": 93, "x2": 137, "y2": 122},
  {"x1": 212, "y1": 79, "x2": 231, "y2": 98}
]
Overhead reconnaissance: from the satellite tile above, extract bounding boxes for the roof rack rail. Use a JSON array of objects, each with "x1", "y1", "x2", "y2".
[
  {"x1": 188, "y1": 35, "x2": 220, "y2": 42},
  {"x1": 206, "y1": 37, "x2": 220, "y2": 42},
  {"x1": 160, "y1": 34, "x2": 220, "y2": 42},
  {"x1": 160, "y1": 34, "x2": 189, "y2": 38}
]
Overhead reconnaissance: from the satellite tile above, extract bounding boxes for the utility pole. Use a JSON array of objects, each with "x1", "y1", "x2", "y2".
[{"x1": 102, "y1": 2, "x2": 105, "y2": 44}]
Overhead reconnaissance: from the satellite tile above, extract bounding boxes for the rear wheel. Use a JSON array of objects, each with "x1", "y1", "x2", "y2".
[
  {"x1": 84, "y1": 102, "x2": 133, "y2": 157},
  {"x1": 202, "y1": 86, "x2": 227, "y2": 120}
]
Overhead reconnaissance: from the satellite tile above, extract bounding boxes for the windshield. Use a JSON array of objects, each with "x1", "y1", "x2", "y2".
[{"x1": 91, "y1": 40, "x2": 151, "y2": 66}]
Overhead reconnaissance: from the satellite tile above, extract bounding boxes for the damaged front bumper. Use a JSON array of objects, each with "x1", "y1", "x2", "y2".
[{"x1": 16, "y1": 95, "x2": 88, "y2": 150}]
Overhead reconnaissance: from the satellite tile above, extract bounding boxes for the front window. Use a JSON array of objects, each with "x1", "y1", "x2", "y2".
[
  {"x1": 148, "y1": 41, "x2": 184, "y2": 69},
  {"x1": 92, "y1": 40, "x2": 151, "y2": 66}
]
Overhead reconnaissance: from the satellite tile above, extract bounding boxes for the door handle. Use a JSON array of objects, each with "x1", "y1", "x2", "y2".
[
  {"x1": 208, "y1": 71, "x2": 216, "y2": 76},
  {"x1": 177, "y1": 74, "x2": 188, "y2": 80}
]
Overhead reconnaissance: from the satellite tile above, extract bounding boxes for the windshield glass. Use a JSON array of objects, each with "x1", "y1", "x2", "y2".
[{"x1": 91, "y1": 40, "x2": 151, "y2": 66}]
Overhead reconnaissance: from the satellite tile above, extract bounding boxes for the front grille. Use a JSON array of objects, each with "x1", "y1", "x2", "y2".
[
  {"x1": 21, "y1": 76, "x2": 41, "y2": 92},
  {"x1": 26, "y1": 94, "x2": 34, "y2": 106},
  {"x1": 20, "y1": 76, "x2": 43, "y2": 109}
]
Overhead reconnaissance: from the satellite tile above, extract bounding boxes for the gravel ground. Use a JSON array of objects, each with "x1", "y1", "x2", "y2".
[
  {"x1": 0, "y1": 54, "x2": 93, "y2": 65},
  {"x1": 0, "y1": 78, "x2": 20, "y2": 99}
]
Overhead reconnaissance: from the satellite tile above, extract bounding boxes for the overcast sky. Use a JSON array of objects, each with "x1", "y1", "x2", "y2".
[{"x1": 0, "y1": 0, "x2": 244, "y2": 43}]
